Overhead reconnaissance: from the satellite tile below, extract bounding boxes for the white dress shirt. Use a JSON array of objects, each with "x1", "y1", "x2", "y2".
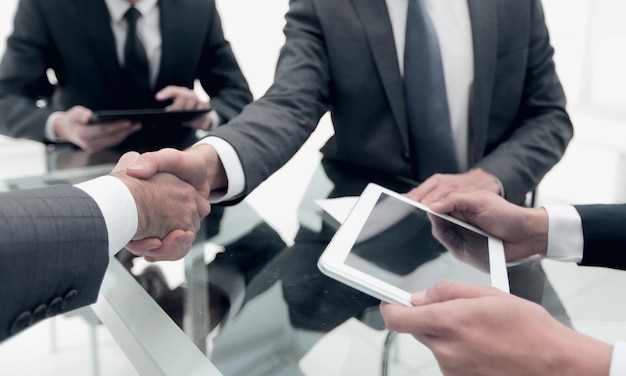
[
  {"x1": 105, "y1": 0, "x2": 161, "y2": 86},
  {"x1": 74, "y1": 176, "x2": 138, "y2": 257},
  {"x1": 386, "y1": 0, "x2": 473, "y2": 172}
]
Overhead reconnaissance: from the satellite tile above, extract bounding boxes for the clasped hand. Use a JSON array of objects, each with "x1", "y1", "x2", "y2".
[{"x1": 110, "y1": 151, "x2": 212, "y2": 262}]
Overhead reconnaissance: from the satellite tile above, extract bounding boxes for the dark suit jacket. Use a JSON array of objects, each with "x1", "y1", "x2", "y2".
[
  {"x1": 210, "y1": 0, "x2": 573, "y2": 205},
  {"x1": 0, "y1": 185, "x2": 109, "y2": 342},
  {"x1": 0, "y1": 0, "x2": 252, "y2": 152},
  {"x1": 576, "y1": 204, "x2": 626, "y2": 270}
]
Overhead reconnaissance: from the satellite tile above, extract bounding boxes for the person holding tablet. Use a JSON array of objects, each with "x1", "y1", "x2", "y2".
[
  {"x1": 379, "y1": 190, "x2": 626, "y2": 375},
  {"x1": 0, "y1": 151, "x2": 211, "y2": 342},
  {"x1": 0, "y1": 0, "x2": 252, "y2": 153}
]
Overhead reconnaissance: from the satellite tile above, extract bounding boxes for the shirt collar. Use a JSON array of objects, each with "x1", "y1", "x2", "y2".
[{"x1": 104, "y1": 0, "x2": 158, "y2": 23}]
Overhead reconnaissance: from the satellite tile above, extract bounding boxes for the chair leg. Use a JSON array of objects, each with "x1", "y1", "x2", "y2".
[
  {"x1": 90, "y1": 324, "x2": 101, "y2": 376},
  {"x1": 381, "y1": 331, "x2": 398, "y2": 376}
]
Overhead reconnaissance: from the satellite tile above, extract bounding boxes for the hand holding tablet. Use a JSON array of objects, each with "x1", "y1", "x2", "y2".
[{"x1": 318, "y1": 183, "x2": 509, "y2": 306}]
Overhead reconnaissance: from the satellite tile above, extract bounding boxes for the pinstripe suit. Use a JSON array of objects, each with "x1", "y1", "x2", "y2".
[{"x1": 0, "y1": 185, "x2": 109, "y2": 341}]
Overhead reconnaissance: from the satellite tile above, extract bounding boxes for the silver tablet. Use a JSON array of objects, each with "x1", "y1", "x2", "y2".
[{"x1": 318, "y1": 183, "x2": 509, "y2": 306}]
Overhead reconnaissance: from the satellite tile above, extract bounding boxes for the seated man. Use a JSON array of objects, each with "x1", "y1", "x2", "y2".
[{"x1": 0, "y1": 0, "x2": 252, "y2": 153}]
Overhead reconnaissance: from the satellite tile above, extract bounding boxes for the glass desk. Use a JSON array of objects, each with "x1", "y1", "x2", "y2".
[{"x1": 1, "y1": 145, "x2": 571, "y2": 376}]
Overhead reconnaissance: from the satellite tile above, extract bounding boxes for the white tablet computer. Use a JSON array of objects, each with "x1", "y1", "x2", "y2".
[{"x1": 318, "y1": 183, "x2": 509, "y2": 306}]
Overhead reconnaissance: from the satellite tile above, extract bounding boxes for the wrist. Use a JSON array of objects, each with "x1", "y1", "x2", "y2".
[
  {"x1": 194, "y1": 144, "x2": 227, "y2": 191},
  {"x1": 113, "y1": 173, "x2": 149, "y2": 239},
  {"x1": 470, "y1": 168, "x2": 501, "y2": 195},
  {"x1": 203, "y1": 114, "x2": 213, "y2": 131},
  {"x1": 53, "y1": 115, "x2": 67, "y2": 141},
  {"x1": 526, "y1": 207, "x2": 549, "y2": 257},
  {"x1": 554, "y1": 330, "x2": 613, "y2": 376}
]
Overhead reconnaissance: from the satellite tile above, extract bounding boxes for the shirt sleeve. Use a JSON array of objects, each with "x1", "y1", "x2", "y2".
[
  {"x1": 74, "y1": 176, "x2": 138, "y2": 257},
  {"x1": 544, "y1": 205, "x2": 583, "y2": 262},
  {"x1": 45, "y1": 112, "x2": 64, "y2": 142},
  {"x1": 208, "y1": 110, "x2": 222, "y2": 128},
  {"x1": 194, "y1": 136, "x2": 245, "y2": 202},
  {"x1": 610, "y1": 341, "x2": 626, "y2": 376}
]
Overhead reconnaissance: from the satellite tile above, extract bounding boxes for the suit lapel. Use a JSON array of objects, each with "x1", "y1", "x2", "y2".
[
  {"x1": 155, "y1": 0, "x2": 188, "y2": 90},
  {"x1": 467, "y1": 0, "x2": 497, "y2": 165},
  {"x1": 73, "y1": 0, "x2": 122, "y2": 84},
  {"x1": 351, "y1": 0, "x2": 409, "y2": 150}
]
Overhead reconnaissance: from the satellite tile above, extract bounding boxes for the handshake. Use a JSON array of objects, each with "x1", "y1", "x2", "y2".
[{"x1": 109, "y1": 145, "x2": 223, "y2": 262}]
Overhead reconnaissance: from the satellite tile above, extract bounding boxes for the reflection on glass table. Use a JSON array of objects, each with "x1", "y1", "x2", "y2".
[{"x1": 115, "y1": 159, "x2": 571, "y2": 376}]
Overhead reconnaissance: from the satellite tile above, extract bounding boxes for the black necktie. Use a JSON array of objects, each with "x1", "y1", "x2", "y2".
[
  {"x1": 123, "y1": 7, "x2": 151, "y2": 95},
  {"x1": 404, "y1": 0, "x2": 458, "y2": 181}
]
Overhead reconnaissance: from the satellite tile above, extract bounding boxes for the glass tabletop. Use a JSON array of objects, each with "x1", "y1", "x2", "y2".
[{"x1": 1, "y1": 144, "x2": 571, "y2": 376}]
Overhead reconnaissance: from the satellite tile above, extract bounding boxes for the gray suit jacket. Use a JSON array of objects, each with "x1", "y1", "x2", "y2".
[
  {"x1": 0, "y1": 185, "x2": 109, "y2": 341},
  {"x1": 211, "y1": 0, "x2": 573, "y2": 204},
  {"x1": 0, "y1": 0, "x2": 252, "y2": 152}
]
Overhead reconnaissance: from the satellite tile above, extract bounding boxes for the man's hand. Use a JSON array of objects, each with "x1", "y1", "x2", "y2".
[
  {"x1": 380, "y1": 280, "x2": 613, "y2": 376},
  {"x1": 121, "y1": 145, "x2": 227, "y2": 256},
  {"x1": 406, "y1": 168, "x2": 501, "y2": 206},
  {"x1": 54, "y1": 106, "x2": 141, "y2": 152},
  {"x1": 125, "y1": 144, "x2": 227, "y2": 197},
  {"x1": 156, "y1": 85, "x2": 212, "y2": 130},
  {"x1": 428, "y1": 191, "x2": 547, "y2": 262},
  {"x1": 111, "y1": 152, "x2": 212, "y2": 261},
  {"x1": 427, "y1": 213, "x2": 490, "y2": 271}
]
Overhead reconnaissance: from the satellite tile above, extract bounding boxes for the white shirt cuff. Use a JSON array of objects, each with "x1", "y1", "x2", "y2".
[
  {"x1": 610, "y1": 341, "x2": 626, "y2": 376},
  {"x1": 45, "y1": 112, "x2": 64, "y2": 142},
  {"x1": 544, "y1": 205, "x2": 583, "y2": 262},
  {"x1": 208, "y1": 110, "x2": 221, "y2": 128},
  {"x1": 74, "y1": 176, "x2": 138, "y2": 257},
  {"x1": 194, "y1": 136, "x2": 245, "y2": 202}
]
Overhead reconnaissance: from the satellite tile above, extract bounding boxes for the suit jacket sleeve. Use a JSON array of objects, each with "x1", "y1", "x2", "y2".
[
  {"x1": 575, "y1": 204, "x2": 626, "y2": 270},
  {"x1": 473, "y1": 0, "x2": 573, "y2": 203},
  {"x1": 194, "y1": 0, "x2": 253, "y2": 123},
  {"x1": 0, "y1": 0, "x2": 55, "y2": 142},
  {"x1": 208, "y1": 0, "x2": 330, "y2": 196},
  {"x1": 0, "y1": 185, "x2": 109, "y2": 342}
]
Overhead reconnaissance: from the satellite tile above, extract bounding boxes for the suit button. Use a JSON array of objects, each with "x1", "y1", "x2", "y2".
[
  {"x1": 10, "y1": 311, "x2": 32, "y2": 335},
  {"x1": 61, "y1": 290, "x2": 78, "y2": 309},
  {"x1": 402, "y1": 151, "x2": 411, "y2": 161},
  {"x1": 45, "y1": 297, "x2": 63, "y2": 318},
  {"x1": 30, "y1": 304, "x2": 48, "y2": 324}
]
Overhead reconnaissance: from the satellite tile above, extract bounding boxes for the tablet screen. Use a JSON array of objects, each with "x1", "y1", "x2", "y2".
[
  {"x1": 318, "y1": 183, "x2": 508, "y2": 306},
  {"x1": 345, "y1": 192, "x2": 490, "y2": 291}
]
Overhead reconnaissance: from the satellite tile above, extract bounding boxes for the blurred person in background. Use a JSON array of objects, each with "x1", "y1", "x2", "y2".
[{"x1": 0, "y1": 0, "x2": 252, "y2": 153}]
